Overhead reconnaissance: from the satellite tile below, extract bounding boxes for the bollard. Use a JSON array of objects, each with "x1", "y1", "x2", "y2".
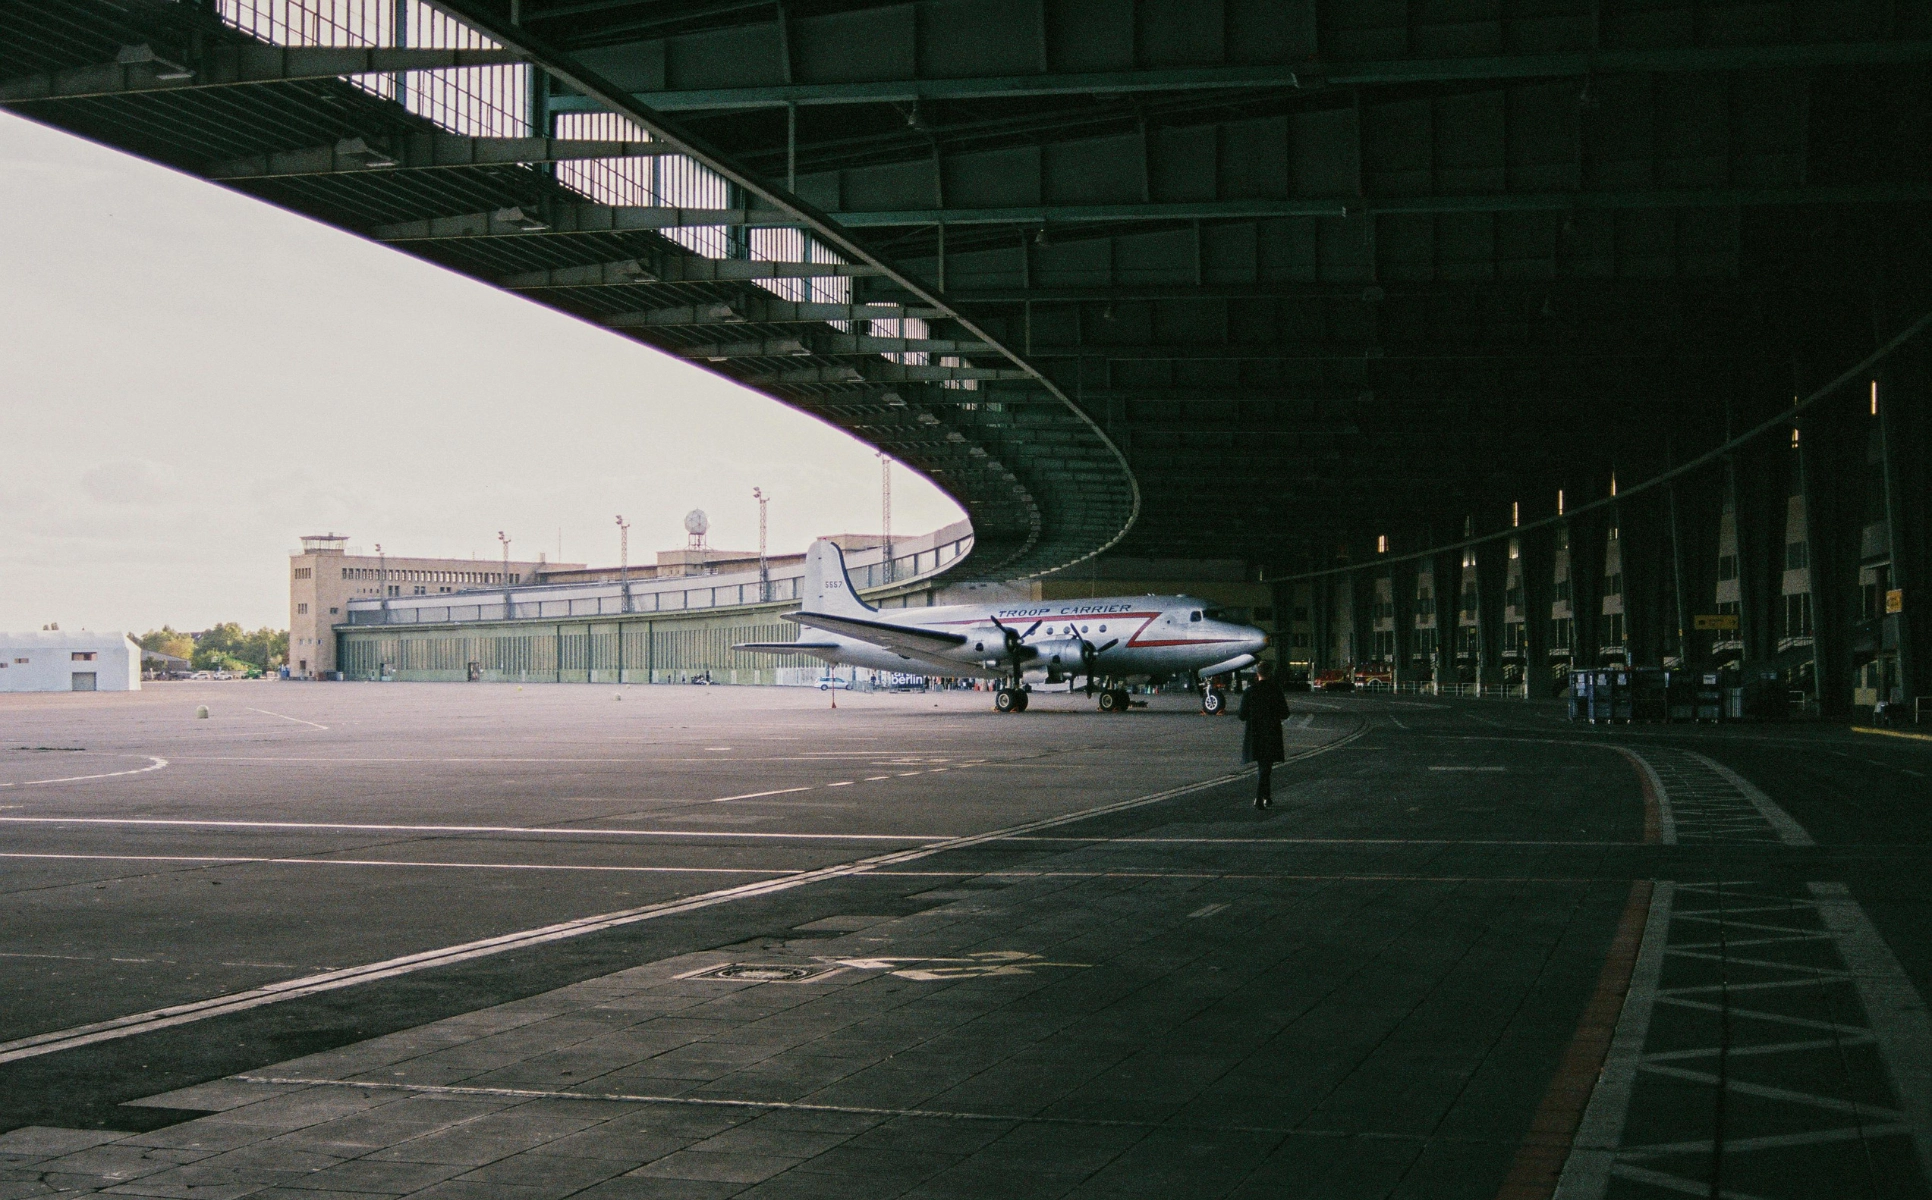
[{"x1": 194, "y1": 705, "x2": 209, "y2": 720}]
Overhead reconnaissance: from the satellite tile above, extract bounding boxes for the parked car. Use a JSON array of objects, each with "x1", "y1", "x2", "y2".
[{"x1": 815, "y1": 677, "x2": 851, "y2": 690}]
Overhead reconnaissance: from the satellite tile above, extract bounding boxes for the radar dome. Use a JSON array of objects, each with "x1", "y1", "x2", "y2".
[{"x1": 683, "y1": 509, "x2": 709, "y2": 536}]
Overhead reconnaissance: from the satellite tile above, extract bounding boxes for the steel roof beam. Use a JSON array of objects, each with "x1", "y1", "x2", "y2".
[
  {"x1": 929, "y1": 281, "x2": 1769, "y2": 304},
  {"x1": 820, "y1": 335, "x2": 995, "y2": 355},
  {"x1": 206, "y1": 135, "x2": 675, "y2": 181},
  {"x1": 0, "y1": 45, "x2": 524, "y2": 105},
  {"x1": 498, "y1": 256, "x2": 884, "y2": 289},
  {"x1": 549, "y1": 64, "x2": 1299, "y2": 112},
  {"x1": 1029, "y1": 345, "x2": 1704, "y2": 361},
  {"x1": 605, "y1": 300, "x2": 945, "y2": 327},
  {"x1": 369, "y1": 203, "x2": 806, "y2": 241},
  {"x1": 544, "y1": 41, "x2": 1932, "y2": 113},
  {"x1": 831, "y1": 186, "x2": 1932, "y2": 227},
  {"x1": 682, "y1": 334, "x2": 993, "y2": 356},
  {"x1": 737, "y1": 364, "x2": 1030, "y2": 384}
]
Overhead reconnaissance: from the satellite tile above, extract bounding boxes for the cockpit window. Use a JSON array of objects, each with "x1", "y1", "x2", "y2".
[
  {"x1": 1189, "y1": 611, "x2": 1202, "y2": 622},
  {"x1": 1202, "y1": 608, "x2": 1227, "y2": 622}
]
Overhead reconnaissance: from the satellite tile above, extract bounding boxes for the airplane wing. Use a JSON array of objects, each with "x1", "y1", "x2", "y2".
[
  {"x1": 787, "y1": 611, "x2": 970, "y2": 659},
  {"x1": 733, "y1": 641, "x2": 842, "y2": 654}
]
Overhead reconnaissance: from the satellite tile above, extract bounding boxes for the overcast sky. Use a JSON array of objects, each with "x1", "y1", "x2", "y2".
[{"x1": 0, "y1": 111, "x2": 962, "y2": 636}]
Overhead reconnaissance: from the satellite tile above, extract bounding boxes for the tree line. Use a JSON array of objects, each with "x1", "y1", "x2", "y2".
[{"x1": 139, "y1": 625, "x2": 288, "y2": 673}]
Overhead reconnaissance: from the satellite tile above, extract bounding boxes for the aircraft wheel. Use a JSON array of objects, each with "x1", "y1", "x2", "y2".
[
  {"x1": 1202, "y1": 688, "x2": 1226, "y2": 715},
  {"x1": 1097, "y1": 689, "x2": 1120, "y2": 713},
  {"x1": 1014, "y1": 689, "x2": 1030, "y2": 712},
  {"x1": 994, "y1": 688, "x2": 1018, "y2": 713}
]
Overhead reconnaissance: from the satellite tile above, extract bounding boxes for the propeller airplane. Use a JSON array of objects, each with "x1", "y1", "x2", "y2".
[{"x1": 735, "y1": 541, "x2": 1268, "y2": 713}]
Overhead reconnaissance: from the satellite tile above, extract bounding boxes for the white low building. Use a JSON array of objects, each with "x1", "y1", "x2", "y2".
[{"x1": 0, "y1": 632, "x2": 142, "y2": 692}]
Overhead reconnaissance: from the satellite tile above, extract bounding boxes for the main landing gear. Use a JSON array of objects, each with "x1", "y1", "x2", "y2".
[
  {"x1": 994, "y1": 686, "x2": 1030, "y2": 713},
  {"x1": 1096, "y1": 687, "x2": 1132, "y2": 713}
]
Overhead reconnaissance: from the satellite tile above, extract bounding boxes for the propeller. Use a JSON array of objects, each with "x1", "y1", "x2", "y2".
[
  {"x1": 1079, "y1": 638, "x2": 1118, "y2": 695},
  {"x1": 987, "y1": 616, "x2": 1042, "y2": 689}
]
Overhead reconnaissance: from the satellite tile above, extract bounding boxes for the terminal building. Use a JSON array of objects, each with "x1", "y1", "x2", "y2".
[
  {"x1": 288, "y1": 535, "x2": 568, "y2": 679},
  {"x1": 323, "y1": 521, "x2": 981, "y2": 684}
]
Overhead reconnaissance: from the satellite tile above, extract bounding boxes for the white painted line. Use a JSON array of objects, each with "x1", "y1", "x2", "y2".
[
  {"x1": 1002, "y1": 836, "x2": 1635, "y2": 846},
  {"x1": 1555, "y1": 881, "x2": 1674, "y2": 1200},
  {"x1": 1389, "y1": 717, "x2": 1407, "y2": 729},
  {"x1": 245, "y1": 707, "x2": 329, "y2": 730},
  {"x1": 231, "y1": 1074, "x2": 1302, "y2": 1135},
  {"x1": 1685, "y1": 752, "x2": 1815, "y2": 846},
  {"x1": 864, "y1": 776, "x2": 891, "y2": 782},
  {"x1": 1810, "y1": 881, "x2": 1932, "y2": 1179},
  {"x1": 708, "y1": 787, "x2": 814, "y2": 803},
  {"x1": 1186, "y1": 903, "x2": 1228, "y2": 919},
  {"x1": 1615, "y1": 748, "x2": 1676, "y2": 845},
  {"x1": 825, "y1": 781, "x2": 853, "y2": 788},
  {"x1": 170, "y1": 756, "x2": 748, "y2": 764},
  {"x1": 0, "y1": 852, "x2": 794, "y2": 876},
  {"x1": 0, "y1": 756, "x2": 168, "y2": 790},
  {"x1": 1617, "y1": 1123, "x2": 1909, "y2": 1158},
  {"x1": 0, "y1": 816, "x2": 934, "y2": 842},
  {"x1": 1635, "y1": 1064, "x2": 1905, "y2": 1119},
  {"x1": 0, "y1": 722, "x2": 1365, "y2": 1067},
  {"x1": 1427, "y1": 766, "x2": 1505, "y2": 772}
]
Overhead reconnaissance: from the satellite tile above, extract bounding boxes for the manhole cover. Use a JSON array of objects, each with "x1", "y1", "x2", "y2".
[{"x1": 682, "y1": 963, "x2": 834, "y2": 983}]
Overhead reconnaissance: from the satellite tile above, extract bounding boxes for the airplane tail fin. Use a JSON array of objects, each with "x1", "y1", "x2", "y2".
[{"x1": 802, "y1": 539, "x2": 875, "y2": 616}]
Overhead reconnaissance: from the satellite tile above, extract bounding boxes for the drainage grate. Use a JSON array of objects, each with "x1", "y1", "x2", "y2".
[{"x1": 682, "y1": 963, "x2": 836, "y2": 983}]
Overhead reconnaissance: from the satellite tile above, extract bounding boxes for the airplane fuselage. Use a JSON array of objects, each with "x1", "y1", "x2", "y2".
[{"x1": 797, "y1": 595, "x2": 1265, "y2": 684}]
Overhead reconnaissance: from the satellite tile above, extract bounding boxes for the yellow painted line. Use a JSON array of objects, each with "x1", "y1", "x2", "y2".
[{"x1": 1853, "y1": 726, "x2": 1932, "y2": 744}]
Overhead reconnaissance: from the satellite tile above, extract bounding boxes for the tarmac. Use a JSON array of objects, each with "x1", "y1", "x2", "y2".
[{"x1": 0, "y1": 681, "x2": 1927, "y2": 1198}]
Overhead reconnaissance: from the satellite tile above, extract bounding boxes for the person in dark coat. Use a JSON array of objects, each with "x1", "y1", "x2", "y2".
[{"x1": 1238, "y1": 660, "x2": 1289, "y2": 808}]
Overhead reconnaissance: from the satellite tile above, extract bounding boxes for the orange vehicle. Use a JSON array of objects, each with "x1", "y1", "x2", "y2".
[
  {"x1": 1353, "y1": 663, "x2": 1394, "y2": 690},
  {"x1": 1313, "y1": 667, "x2": 1354, "y2": 691}
]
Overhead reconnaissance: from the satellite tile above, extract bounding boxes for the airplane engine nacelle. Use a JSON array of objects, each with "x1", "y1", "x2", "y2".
[{"x1": 1030, "y1": 638, "x2": 1088, "y2": 683}]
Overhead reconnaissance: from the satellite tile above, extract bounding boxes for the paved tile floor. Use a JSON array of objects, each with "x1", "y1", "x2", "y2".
[{"x1": 3, "y1": 685, "x2": 1929, "y2": 1197}]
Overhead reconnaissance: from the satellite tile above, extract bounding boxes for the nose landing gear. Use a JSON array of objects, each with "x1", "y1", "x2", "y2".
[{"x1": 1201, "y1": 687, "x2": 1227, "y2": 715}]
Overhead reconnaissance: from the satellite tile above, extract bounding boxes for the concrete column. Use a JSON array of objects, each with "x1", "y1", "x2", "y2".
[
  {"x1": 1795, "y1": 386, "x2": 1852, "y2": 717},
  {"x1": 1673, "y1": 467, "x2": 1727, "y2": 666},
  {"x1": 1801, "y1": 384, "x2": 1878, "y2": 718},
  {"x1": 1620, "y1": 492, "x2": 1672, "y2": 668},
  {"x1": 1567, "y1": 510, "x2": 1607, "y2": 670},
  {"x1": 1878, "y1": 354, "x2": 1929, "y2": 704},
  {"x1": 1392, "y1": 556, "x2": 1418, "y2": 689},
  {"x1": 1430, "y1": 549, "x2": 1454, "y2": 692},
  {"x1": 1521, "y1": 524, "x2": 1556, "y2": 698},
  {"x1": 1731, "y1": 434, "x2": 1787, "y2": 666},
  {"x1": 1312, "y1": 575, "x2": 1332, "y2": 672},
  {"x1": 1350, "y1": 568, "x2": 1375, "y2": 673},
  {"x1": 1475, "y1": 531, "x2": 1508, "y2": 690}
]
